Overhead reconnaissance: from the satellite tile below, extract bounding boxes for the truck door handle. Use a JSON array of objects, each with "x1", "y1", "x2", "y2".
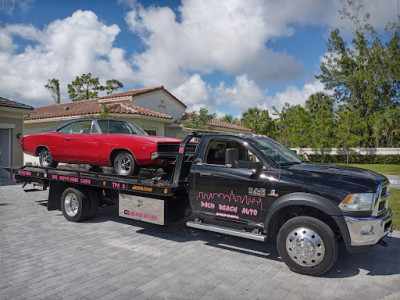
[
  {"x1": 199, "y1": 172, "x2": 213, "y2": 177},
  {"x1": 65, "y1": 138, "x2": 70, "y2": 141}
]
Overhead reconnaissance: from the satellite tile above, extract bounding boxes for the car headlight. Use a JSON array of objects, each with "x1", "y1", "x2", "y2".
[
  {"x1": 339, "y1": 193, "x2": 375, "y2": 211},
  {"x1": 151, "y1": 152, "x2": 158, "y2": 159}
]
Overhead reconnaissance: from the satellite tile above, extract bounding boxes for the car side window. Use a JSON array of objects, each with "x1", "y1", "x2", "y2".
[
  {"x1": 58, "y1": 121, "x2": 92, "y2": 134},
  {"x1": 108, "y1": 120, "x2": 131, "y2": 134},
  {"x1": 205, "y1": 140, "x2": 252, "y2": 165},
  {"x1": 97, "y1": 120, "x2": 109, "y2": 133}
]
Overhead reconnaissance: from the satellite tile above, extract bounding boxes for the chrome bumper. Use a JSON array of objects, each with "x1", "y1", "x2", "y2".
[{"x1": 345, "y1": 208, "x2": 393, "y2": 246}]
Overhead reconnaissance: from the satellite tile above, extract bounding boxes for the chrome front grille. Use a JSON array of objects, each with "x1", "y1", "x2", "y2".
[{"x1": 373, "y1": 183, "x2": 390, "y2": 217}]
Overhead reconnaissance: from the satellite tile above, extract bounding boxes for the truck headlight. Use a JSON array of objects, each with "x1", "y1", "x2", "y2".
[{"x1": 339, "y1": 193, "x2": 375, "y2": 211}]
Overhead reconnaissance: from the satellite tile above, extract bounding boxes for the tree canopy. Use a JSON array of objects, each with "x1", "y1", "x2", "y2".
[{"x1": 44, "y1": 78, "x2": 61, "y2": 104}]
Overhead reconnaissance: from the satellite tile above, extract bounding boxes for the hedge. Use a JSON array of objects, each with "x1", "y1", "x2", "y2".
[{"x1": 305, "y1": 154, "x2": 400, "y2": 164}]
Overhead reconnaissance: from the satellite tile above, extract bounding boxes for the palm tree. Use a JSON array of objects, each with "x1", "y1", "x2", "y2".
[{"x1": 305, "y1": 92, "x2": 334, "y2": 115}]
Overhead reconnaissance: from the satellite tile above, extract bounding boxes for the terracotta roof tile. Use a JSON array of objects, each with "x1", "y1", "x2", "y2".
[
  {"x1": 26, "y1": 99, "x2": 172, "y2": 120},
  {"x1": 208, "y1": 119, "x2": 252, "y2": 132}
]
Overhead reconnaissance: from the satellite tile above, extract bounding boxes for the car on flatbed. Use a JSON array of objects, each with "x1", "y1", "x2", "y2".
[
  {"x1": 20, "y1": 118, "x2": 186, "y2": 176},
  {"x1": 8, "y1": 133, "x2": 393, "y2": 276}
]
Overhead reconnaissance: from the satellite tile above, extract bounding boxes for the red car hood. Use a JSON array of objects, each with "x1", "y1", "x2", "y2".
[{"x1": 134, "y1": 135, "x2": 182, "y2": 143}]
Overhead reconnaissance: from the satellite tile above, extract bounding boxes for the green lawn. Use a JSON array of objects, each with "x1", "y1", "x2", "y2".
[
  {"x1": 336, "y1": 164, "x2": 400, "y2": 175},
  {"x1": 390, "y1": 188, "x2": 400, "y2": 230}
]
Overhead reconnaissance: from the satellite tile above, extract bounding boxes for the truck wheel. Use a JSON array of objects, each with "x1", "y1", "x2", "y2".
[
  {"x1": 113, "y1": 151, "x2": 139, "y2": 176},
  {"x1": 277, "y1": 216, "x2": 338, "y2": 276},
  {"x1": 39, "y1": 148, "x2": 58, "y2": 168},
  {"x1": 61, "y1": 187, "x2": 89, "y2": 222}
]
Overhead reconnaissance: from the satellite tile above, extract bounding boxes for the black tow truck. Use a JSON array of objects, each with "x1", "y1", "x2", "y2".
[{"x1": 5, "y1": 133, "x2": 393, "y2": 276}]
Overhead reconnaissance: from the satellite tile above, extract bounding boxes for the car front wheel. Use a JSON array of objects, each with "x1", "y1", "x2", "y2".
[
  {"x1": 113, "y1": 151, "x2": 139, "y2": 176},
  {"x1": 38, "y1": 148, "x2": 58, "y2": 168}
]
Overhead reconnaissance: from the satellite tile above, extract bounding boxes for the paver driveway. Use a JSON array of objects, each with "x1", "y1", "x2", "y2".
[{"x1": 1, "y1": 184, "x2": 399, "y2": 299}]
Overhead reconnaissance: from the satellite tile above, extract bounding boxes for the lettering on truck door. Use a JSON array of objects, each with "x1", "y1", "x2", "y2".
[{"x1": 190, "y1": 138, "x2": 269, "y2": 223}]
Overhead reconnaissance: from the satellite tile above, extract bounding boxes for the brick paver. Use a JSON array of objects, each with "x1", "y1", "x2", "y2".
[{"x1": 1, "y1": 184, "x2": 399, "y2": 299}]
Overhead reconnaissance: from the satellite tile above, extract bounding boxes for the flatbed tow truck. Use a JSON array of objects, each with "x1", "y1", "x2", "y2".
[{"x1": 4, "y1": 133, "x2": 393, "y2": 276}]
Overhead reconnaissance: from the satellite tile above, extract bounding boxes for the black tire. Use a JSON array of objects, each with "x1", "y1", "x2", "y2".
[
  {"x1": 277, "y1": 216, "x2": 338, "y2": 276},
  {"x1": 113, "y1": 151, "x2": 139, "y2": 176},
  {"x1": 61, "y1": 187, "x2": 89, "y2": 222},
  {"x1": 38, "y1": 148, "x2": 58, "y2": 168}
]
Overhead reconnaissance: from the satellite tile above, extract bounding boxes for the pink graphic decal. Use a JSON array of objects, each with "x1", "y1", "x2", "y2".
[
  {"x1": 69, "y1": 177, "x2": 79, "y2": 183},
  {"x1": 216, "y1": 212, "x2": 239, "y2": 219},
  {"x1": 18, "y1": 170, "x2": 32, "y2": 176},
  {"x1": 201, "y1": 201, "x2": 215, "y2": 210},
  {"x1": 112, "y1": 182, "x2": 120, "y2": 188},
  {"x1": 196, "y1": 191, "x2": 263, "y2": 210},
  {"x1": 241, "y1": 208, "x2": 258, "y2": 216},
  {"x1": 52, "y1": 175, "x2": 58, "y2": 180},
  {"x1": 179, "y1": 146, "x2": 184, "y2": 154},
  {"x1": 80, "y1": 178, "x2": 91, "y2": 184},
  {"x1": 219, "y1": 204, "x2": 238, "y2": 213}
]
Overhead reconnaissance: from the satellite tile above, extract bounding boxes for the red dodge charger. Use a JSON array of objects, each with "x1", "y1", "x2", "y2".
[{"x1": 21, "y1": 118, "x2": 186, "y2": 176}]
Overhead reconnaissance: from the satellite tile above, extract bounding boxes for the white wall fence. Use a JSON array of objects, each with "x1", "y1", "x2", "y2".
[{"x1": 291, "y1": 148, "x2": 400, "y2": 156}]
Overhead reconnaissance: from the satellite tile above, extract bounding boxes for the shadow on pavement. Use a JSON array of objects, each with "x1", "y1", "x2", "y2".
[{"x1": 35, "y1": 199, "x2": 400, "y2": 277}]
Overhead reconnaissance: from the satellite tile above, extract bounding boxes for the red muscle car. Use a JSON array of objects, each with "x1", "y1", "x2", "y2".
[{"x1": 21, "y1": 118, "x2": 186, "y2": 176}]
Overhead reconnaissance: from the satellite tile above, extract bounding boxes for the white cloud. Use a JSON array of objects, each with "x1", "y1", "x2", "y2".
[
  {"x1": 0, "y1": 10, "x2": 135, "y2": 105},
  {"x1": 1, "y1": 0, "x2": 397, "y2": 110}
]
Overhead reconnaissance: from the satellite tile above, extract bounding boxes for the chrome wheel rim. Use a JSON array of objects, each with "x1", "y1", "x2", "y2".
[
  {"x1": 116, "y1": 154, "x2": 132, "y2": 175},
  {"x1": 40, "y1": 150, "x2": 51, "y2": 167},
  {"x1": 64, "y1": 193, "x2": 79, "y2": 217},
  {"x1": 286, "y1": 227, "x2": 325, "y2": 267}
]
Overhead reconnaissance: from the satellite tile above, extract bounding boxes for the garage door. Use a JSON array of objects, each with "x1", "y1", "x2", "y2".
[{"x1": 0, "y1": 128, "x2": 11, "y2": 181}]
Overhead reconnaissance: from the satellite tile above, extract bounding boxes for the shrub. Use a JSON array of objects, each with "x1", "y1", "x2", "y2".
[{"x1": 305, "y1": 154, "x2": 400, "y2": 164}]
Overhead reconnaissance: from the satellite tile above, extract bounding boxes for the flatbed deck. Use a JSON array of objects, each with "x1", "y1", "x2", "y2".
[{"x1": 6, "y1": 165, "x2": 180, "y2": 197}]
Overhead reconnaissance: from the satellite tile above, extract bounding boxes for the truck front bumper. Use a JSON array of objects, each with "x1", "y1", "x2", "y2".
[{"x1": 345, "y1": 208, "x2": 392, "y2": 250}]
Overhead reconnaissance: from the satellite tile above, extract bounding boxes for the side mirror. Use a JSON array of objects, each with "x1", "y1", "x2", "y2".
[
  {"x1": 235, "y1": 161, "x2": 264, "y2": 177},
  {"x1": 225, "y1": 148, "x2": 239, "y2": 167}
]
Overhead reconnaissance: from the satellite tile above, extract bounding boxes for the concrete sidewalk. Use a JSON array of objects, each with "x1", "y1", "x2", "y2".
[{"x1": 1, "y1": 184, "x2": 399, "y2": 300}]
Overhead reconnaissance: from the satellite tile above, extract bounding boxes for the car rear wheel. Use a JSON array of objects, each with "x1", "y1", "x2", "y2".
[
  {"x1": 38, "y1": 148, "x2": 58, "y2": 168},
  {"x1": 113, "y1": 151, "x2": 139, "y2": 176}
]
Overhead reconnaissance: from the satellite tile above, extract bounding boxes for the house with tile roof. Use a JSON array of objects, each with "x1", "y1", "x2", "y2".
[
  {"x1": 0, "y1": 97, "x2": 34, "y2": 180},
  {"x1": 25, "y1": 85, "x2": 251, "y2": 137},
  {"x1": 23, "y1": 86, "x2": 251, "y2": 165}
]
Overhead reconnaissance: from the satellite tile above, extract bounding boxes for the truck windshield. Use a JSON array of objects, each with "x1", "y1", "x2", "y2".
[{"x1": 248, "y1": 138, "x2": 303, "y2": 165}]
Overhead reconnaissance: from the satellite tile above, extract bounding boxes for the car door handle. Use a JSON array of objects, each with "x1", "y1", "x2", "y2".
[
  {"x1": 199, "y1": 172, "x2": 213, "y2": 177},
  {"x1": 65, "y1": 138, "x2": 70, "y2": 141}
]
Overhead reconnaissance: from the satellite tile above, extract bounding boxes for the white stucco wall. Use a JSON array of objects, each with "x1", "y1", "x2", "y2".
[{"x1": 132, "y1": 91, "x2": 185, "y2": 122}]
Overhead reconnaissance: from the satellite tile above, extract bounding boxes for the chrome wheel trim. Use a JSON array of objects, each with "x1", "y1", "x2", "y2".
[
  {"x1": 285, "y1": 227, "x2": 325, "y2": 267},
  {"x1": 40, "y1": 150, "x2": 51, "y2": 167},
  {"x1": 116, "y1": 154, "x2": 132, "y2": 175},
  {"x1": 64, "y1": 193, "x2": 79, "y2": 217}
]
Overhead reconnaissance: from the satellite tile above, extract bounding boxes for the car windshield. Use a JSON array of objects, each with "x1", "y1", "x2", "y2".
[
  {"x1": 248, "y1": 137, "x2": 303, "y2": 165},
  {"x1": 97, "y1": 120, "x2": 148, "y2": 135}
]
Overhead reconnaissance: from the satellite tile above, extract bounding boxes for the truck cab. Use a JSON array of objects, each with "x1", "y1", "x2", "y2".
[{"x1": 186, "y1": 134, "x2": 392, "y2": 275}]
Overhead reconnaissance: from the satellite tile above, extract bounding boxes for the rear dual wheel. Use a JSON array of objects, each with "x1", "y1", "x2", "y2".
[{"x1": 61, "y1": 187, "x2": 98, "y2": 222}]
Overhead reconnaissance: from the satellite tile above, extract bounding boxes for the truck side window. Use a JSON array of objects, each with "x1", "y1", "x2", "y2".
[{"x1": 206, "y1": 140, "x2": 252, "y2": 165}]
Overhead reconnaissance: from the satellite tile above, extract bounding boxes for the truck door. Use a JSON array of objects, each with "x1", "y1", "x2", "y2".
[{"x1": 190, "y1": 138, "x2": 270, "y2": 224}]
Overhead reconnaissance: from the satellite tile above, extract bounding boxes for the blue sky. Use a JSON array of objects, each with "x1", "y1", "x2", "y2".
[{"x1": 0, "y1": 0, "x2": 397, "y2": 118}]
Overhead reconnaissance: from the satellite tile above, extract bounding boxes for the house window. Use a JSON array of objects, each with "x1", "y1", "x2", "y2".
[{"x1": 144, "y1": 129, "x2": 157, "y2": 136}]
